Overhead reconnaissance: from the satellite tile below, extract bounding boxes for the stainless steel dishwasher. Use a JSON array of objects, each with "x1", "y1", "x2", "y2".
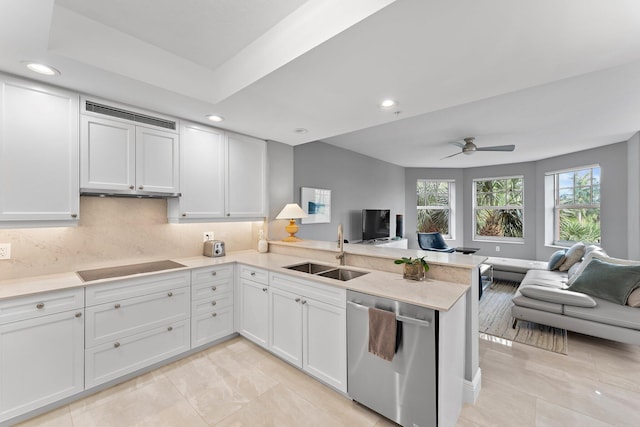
[{"x1": 347, "y1": 290, "x2": 437, "y2": 427}]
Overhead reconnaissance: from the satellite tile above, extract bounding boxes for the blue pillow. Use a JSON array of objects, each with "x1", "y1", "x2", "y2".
[
  {"x1": 548, "y1": 249, "x2": 567, "y2": 271},
  {"x1": 568, "y1": 258, "x2": 640, "y2": 305}
]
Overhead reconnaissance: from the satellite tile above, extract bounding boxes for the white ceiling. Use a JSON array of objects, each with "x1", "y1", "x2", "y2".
[{"x1": 1, "y1": 0, "x2": 640, "y2": 168}]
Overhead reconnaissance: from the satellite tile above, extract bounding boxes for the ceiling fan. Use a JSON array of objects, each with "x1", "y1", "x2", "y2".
[{"x1": 442, "y1": 137, "x2": 515, "y2": 159}]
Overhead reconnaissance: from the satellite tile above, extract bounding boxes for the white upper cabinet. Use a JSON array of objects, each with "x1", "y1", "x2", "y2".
[
  {"x1": 226, "y1": 132, "x2": 266, "y2": 218},
  {"x1": 169, "y1": 123, "x2": 226, "y2": 220},
  {"x1": 0, "y1": 75, "x2": 79, "y2": 225},
  {"x1": 80, "y1": 98, "x2": 179, "y2": 196},
  {"x1": 168, "y1": 124, "x2": 266, "y2": 222}
]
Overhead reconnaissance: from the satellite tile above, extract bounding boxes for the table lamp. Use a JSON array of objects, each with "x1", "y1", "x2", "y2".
[{"x1": 276, "y1": 203, "x2": 308, "y2": 242}]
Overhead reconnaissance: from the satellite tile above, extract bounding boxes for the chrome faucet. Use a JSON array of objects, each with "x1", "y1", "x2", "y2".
[{"x1": 336, "y1": 223, "x2": 345, "y2": 265}]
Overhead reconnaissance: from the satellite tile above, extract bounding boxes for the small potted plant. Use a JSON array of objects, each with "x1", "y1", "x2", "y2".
[{"x1": 394, "y1": 256, "x2": 429, "y2": 281}]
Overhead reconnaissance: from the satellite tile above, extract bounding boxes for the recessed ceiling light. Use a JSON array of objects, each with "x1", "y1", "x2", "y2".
[
  {"x1": 206, "y1": 114, "x2": 224, "y2": 122},
  {"x1": 379, "y1": 99, "x2": 397, "y2": 109},
  {"x1": 24, "y1": 62, "x2": 60, "y2": 76},
  {"x1": 293, "y1": 128, "x2": 308, "y2": 134}
]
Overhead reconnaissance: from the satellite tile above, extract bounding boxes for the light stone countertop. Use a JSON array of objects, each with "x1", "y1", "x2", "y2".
[
  {"x1": 0, "y1": 250, "x2": 470, "y2": 312},
  {"x1": 268, "y1": 240, "x2": 486, "y2": 269}
]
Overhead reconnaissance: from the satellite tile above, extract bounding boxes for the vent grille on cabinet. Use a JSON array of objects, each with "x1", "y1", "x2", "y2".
[{"x1": 85, "y1": 101, "x2": 176, "y2": 130}]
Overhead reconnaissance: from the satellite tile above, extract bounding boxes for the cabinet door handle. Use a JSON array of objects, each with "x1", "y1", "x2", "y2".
[
  {"x1": 129, "y1": 185, "x2": 134, "y2": 190},
  {"x1": 114, "y1": 342, "x2": 121, "y2": 348},
  {"x1": 114, "y1": 303, "x2": 121, "y2": 309},
  {"x1": 75, "y1": 312, "x2": 82, "y2": 318},
  {"x1": 212, "y1": 313, "x2": 217, "y2": 317},
  {"x1": 36, "y1": 303, "x2": 44, "y2": 309},
  {"x1": 211, "y1": 271, "x2": 217, "y2": 276},
  {"x1": 211, "y1": 301, "x2": 217, "y2": 306},
  {"x1": 295, "y1": 298, "x2": 301, "y2": 303},
  {"x1": 182, "y1": 213, "x2": 187, "y2": 217},
  {"x1": 250, "y1": 272, "x2": 256, "y2": 276},
  {"x1": 71, "y1": 213, "x2": 78, "y2": 218},
  {"x1": 167, "y1": 326, "x2": 173, "y2": 331},
  {"x1": 301, "y1": 300, "x2": 307, "y2": 305},
  {"x1": 168, "y1": 292, "x2": 173, "y2": 297},
  {"x1": 138, "y1": 185, "x2": 144, "y2": 190},
  {"x1": 226, "y1": 213, "x2": 230, "y2": 217},
  {"x1": 262, "y1": 287, "x2": 268, "y2": 292},
  {"x1": 211, "y1": 286, "x2": 217, "y2": 291}
]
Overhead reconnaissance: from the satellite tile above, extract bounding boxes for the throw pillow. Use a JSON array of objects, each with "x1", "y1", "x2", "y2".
[
  {"x1": 567, "y1": 253, "x2": 640, "y2": 286},
  {"x1": 558, "y1": 242, "x2": 586, "y2": 271},
  {"x1": 548, "y1": 249, "x2": 567, "y2": 271},
  {"x1": 568, "y1": 258, "x2": 640, "y2": 305},
  {"x1": 567, "y1": 261, "x2": 582, "y2": 281},
  {"x1": 628, "y1": 288, "x2": 640, "y2": 307}
]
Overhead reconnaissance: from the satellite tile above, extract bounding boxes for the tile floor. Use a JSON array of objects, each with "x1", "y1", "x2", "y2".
[{"x1": 16, "y1": 332, "x2": 640, "y2": 427}]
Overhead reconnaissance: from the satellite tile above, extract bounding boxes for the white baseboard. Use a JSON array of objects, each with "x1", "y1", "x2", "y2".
[{"x1": 463, "y1": 368, "x2": 482, "y2": 404}]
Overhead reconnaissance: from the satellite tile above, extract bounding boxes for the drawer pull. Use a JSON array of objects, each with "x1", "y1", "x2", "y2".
[
  {"x1": 212, "y1": 313, "x2": 217, "y2": 317},
  {"x1": 211, "y1": 301, "x2": 217, "y2": 306},
  {"x1": 75, "y1": 312, "x2": 82, "y2": 318},
  {"x1": 301, "y1": 300, "x2": 307, "y2": 305},
  {"x1": 36, "y1": 303, "x2": 45, "y2": 309},
  {"x1": 211, "y1": 271, "x2": 217, "y2": 276},
  {"x1": 295, "y1": 298, "x2": 301, "y2": 303},
  {"x1": 250, "y1": 271, "x2": 256, "y2": 276},
  {"x1": 211, "y1": 286, "x2": 217, "y2": 291},
  {"x1": 114, "y1": 342, "x2": 121, "y2": 348},
  {"x1": 167, "y1": 326, "x2": 173, "y2": 331},
  {"x1": 168, "y1": 292, "x2": 173, "y2": 297},
  {"x1": 262, "y1": 287, "x2": 268, "y2": 292},
  {"x1": 114, "y1": 303, "x2": 121, "y2": 309}
]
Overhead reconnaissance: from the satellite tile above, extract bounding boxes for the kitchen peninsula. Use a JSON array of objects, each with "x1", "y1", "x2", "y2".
[{"x1": 0, "y1": 243, "x2": 482, "y2": 427}]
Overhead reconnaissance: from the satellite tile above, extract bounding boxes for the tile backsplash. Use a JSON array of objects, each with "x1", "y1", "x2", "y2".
[{"x1": 0, "y1": 197, "x2": 258, "y2": 280}]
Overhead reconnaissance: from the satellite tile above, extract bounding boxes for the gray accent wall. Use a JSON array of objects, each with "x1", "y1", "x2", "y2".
[
  {"x1": 294, "y1": 140, "x2": 632, "y2": 260},
  {"x1": 293, "y1": 142, "x2": 405, "y2": 242}
]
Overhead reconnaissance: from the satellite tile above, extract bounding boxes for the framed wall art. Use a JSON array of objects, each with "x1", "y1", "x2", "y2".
[{"x1": 301, "y1": 187, "x2": 331, "y2": 224}]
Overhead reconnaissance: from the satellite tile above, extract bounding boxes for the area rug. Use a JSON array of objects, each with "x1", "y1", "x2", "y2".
[{"x1": 479, "y1": 280, "x2": 568, "y2": 354}]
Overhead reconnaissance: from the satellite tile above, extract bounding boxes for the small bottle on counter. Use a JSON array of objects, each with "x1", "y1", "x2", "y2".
[{"x1": 258, "y1": 229, "x2": 268, "y2": 253}]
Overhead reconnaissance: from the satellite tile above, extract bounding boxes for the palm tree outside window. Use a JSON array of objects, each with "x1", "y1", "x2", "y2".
[
  {"x1": 473, "y1": 176, "x2": 524, "y2": 241},
  {"x1": 416, "y1": 180, "x2": 454, "y2": 238}
]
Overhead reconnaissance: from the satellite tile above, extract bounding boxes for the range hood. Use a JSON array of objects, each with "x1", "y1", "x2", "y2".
[{"x1": 80, "y1": 190, "x2": 181, "y2": 199}]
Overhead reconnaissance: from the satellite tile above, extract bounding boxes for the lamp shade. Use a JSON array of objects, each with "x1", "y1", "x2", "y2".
[{"x1": 276, "y1": 203, "x2": 308, "y2": 220}]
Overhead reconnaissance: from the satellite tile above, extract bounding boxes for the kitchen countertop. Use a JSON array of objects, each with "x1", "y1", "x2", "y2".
[
  {"x1": 0, "y1": 250, "x2": 471, "y2": 312},
  {"x1": 269, "y1": 240, "x2": 486, "y2": 269}
]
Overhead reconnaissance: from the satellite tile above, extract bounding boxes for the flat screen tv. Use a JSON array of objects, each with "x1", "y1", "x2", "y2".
[{"x1": 362, "y1": 209, "x2": 391, "y2": 241}]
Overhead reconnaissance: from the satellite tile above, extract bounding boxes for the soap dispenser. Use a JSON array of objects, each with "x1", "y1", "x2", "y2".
[{"x1": 258, "y1": 229, "x2": 268, "y2": 253}]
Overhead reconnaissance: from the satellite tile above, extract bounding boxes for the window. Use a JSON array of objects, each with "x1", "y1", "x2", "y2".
[
  {"x1": 551, "y1": 166, "x2": 600, "y2": 244},
  {"x1": 416, "y1": 180, "x2": 454, "y2": 238},
  {"x1": 473, "y1": 176, "x2": 524, "y2": 241}
]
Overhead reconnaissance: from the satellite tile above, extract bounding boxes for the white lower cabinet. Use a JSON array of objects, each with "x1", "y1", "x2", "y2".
[
  {"x1": 269, "y1": 273, "x2": 347, "y2": 392},
  {"x1": 238, "y1": 266, "x2": 269, "y2": 348},
  {"x1": 84, "y1": 271, "x2": 191, "y2": 388},
  {"x1": 0, "y1": 289, "x2": 84, "y2": 423},
  {"x1": 190, "y1": 265, "x2": 234, "y2": 348}
]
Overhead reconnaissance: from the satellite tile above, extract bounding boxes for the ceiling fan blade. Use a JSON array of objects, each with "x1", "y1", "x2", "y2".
[
  {"x1": 475, "y1": 144, "x2": 515, "y2": 152},
  {"x1": 451, "y1": 141, "x2": 466, "y2": 148},
  {"x1": 440, "y1": 151, "x2": 463, "y2": 160}
]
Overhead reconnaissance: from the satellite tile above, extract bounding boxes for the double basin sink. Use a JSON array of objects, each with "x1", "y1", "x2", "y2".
[{"x1": 284, "y1": 262, "x2": 368, "y2": 281}]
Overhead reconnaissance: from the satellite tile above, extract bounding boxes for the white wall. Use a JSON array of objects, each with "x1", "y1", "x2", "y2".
[{"x1": 627, "y1": 132, "x2": 640, "y2": 260}]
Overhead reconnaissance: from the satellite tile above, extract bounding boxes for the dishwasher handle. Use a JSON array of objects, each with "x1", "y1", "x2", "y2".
[{"x1": 347, "y1": 300, "x2": 431, "y2": 328}]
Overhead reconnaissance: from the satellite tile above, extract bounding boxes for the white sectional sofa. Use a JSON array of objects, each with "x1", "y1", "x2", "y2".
[{"x1": 492, "y1": 245, "x2": 640, "y2": 345}]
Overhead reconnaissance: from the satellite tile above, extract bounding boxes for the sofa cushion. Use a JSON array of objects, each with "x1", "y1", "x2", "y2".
[
  {"x1": 568, "y1": 258, "x2": 640, "y2": 305},
  {"x1": 521, "y1": 269, "x2": 568, "y2": 288},
  {"x1": 548, "y1": 249, "x2": 567, "y2": 271},
  {"x1": 628, "y1": 288, "x2": 640, "y2": 307},
  {"x1": 519, "y1": 284, "x2": 597, "y2": 307},
  {"x1": 512, "y1": 289, "x2": 564, "y2": 314},
  {"x1": 558, "y1": 242, "x2": 585, "y2": 271},
  {"x1": 485, "y1": 257, "x2": 548, "y2": 274},
  {"x1": 564, "y1": 298, "x2": 640, "y2": 330}
]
